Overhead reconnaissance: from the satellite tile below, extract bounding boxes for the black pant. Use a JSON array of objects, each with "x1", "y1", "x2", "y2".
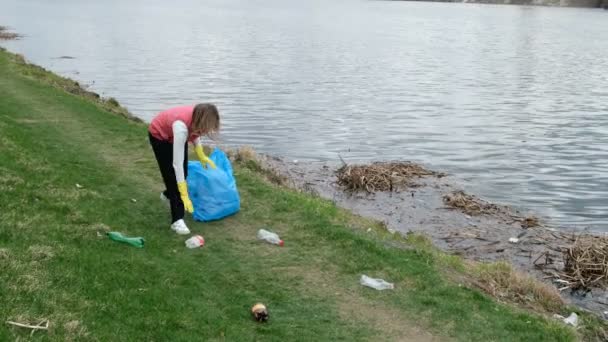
[{"x1": 149, "y1": 133, "x2": 188, "y2": 223}]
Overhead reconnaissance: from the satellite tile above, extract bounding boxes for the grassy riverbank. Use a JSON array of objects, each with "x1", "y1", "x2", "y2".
[{"x1": 0, "y1": 47, "x2": 591, "y2": 341}]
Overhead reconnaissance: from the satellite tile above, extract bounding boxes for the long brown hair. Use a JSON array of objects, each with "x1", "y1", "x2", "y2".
[{"x1": 192, "y1": 103, "x2": 220, "y2": 139}]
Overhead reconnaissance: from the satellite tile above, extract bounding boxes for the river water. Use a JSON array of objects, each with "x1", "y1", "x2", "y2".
[{"x1": 2, "y1": 0, "x2": 608, "y2": 230}]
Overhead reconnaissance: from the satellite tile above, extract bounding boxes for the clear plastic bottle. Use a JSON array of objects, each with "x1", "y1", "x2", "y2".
[
  {"x1": 257, "y1": 229, "x2": 284, "y2": 246},
  {"x1": 360, "y1": 275, "x2": 394, "y2": 290},
  {"x1": 185, "y1": 235, "x2": 205, "y2": 249}
]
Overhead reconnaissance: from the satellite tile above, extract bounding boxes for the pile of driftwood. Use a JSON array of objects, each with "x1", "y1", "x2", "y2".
[
  {"x1": 442, "y1": 191, "x2": 501, "y2": 216},
  {"x1": 533, "y1": 233, "x2": 608, "y2": 291},
  {"x1": 562, "y1": 235, "x2": 608, "y2": 290},
  {"x1": 336, "y1": 162, "x2": 439, "y2": 192}
]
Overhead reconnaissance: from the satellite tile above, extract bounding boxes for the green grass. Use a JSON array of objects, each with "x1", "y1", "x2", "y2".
[{"x1": 0, "y1": 47, "x2": 580, "y2": 341}]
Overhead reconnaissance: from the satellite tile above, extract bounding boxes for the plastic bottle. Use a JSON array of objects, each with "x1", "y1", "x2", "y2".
[
  {"x1": 360, "y1": 275, "x2": 394, "y2": 290},
  {"x1": 107, "y1": 232, "x2": 145, "y2": 248},
  {"x1": 185, "y1": 235, "x2": 205, "y2": 249},
  {"x1": 257, "y1": 229, "x2": 284, "y2": 246}
]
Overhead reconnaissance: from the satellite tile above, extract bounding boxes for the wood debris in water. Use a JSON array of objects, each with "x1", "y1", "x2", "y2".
[
  {"x1": 0, "y1": 26, "x2": 20, "y2": 40},
  {"x1": 521, "y1": 216, "x2": 540, "y2": 228},
  {"x1": 442, "y1": 191, "x2": 500, "y2": 216},
  {"x1": 561, "y1": 235, "x2": 608, "y2": 290},
  {"x1": 336, "y1": 162, "x2": 441, "y2": 192}
]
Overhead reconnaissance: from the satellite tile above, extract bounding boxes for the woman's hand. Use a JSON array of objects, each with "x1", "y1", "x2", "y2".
[
  {"x1": 195, "y1": 145, "x2": 217, "y2": 169},
  {"x1": 177, "y1": 181, "x2": 194, "y2": 213}
]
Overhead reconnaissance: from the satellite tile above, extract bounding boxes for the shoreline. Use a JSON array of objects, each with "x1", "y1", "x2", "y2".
[
  {"x1": 5, "y1": 42, "x2": 607, "y2": 313},
  {"x1": 258, "y1": 154, "x2": 608, "y2": 318},
  {"x1": 0, "y1": 41, "x2": 605, "y2": 330},
  {"x1": 1, "y1": 46, "x2": 590, "y2": 341}
]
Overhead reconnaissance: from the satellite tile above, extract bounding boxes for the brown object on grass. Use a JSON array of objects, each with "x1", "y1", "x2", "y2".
[
  {"x1": 336, "y1": 162, "x2": 440, "y2": 193},
  {"x1": 251, "y1": 303, "x2": 269, "y2": 322}
]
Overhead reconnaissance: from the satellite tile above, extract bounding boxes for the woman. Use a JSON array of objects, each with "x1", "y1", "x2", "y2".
[{"x1": 148, "y1": 103, "x2": 220, "y2": 234}]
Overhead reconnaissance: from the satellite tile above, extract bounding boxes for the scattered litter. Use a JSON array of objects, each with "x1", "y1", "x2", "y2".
[
  {"x1": 553, "y1": 313, "x2": 578, "y2": 327},
  {"x1": 185, "y1": 235, "x2": 205, "y2": 249},
  {"x1": 367, "y1": 228, "x2": 372, "y2": 233},
  {"x1": 75, "y1": 183, "x2": 83, "y2": 189},
  {"x1": 293, "y1": 160, "x2": 298, "y2": 164},
  {"x1": 563, "y1": 313, "x2": 578, "y2": 327},
  {"x1": 251, "y1": 303, "x2": 269, "y2": 322},
  {"x1": 360, "y1": 275, "x2": 394, "y2": 290},
  {"x1": 336, "y1": 162, "x2": 440, "y2": 192},
  {"x1": 96, "y1": 232, "x2": 102, "y2": 238},
  {"x1": 508, "y1": 237, "x2": 519, "y2": 244},
  {"x1": 107, "y1": 232, "x2": 144, "y2": 248},
  {"x1": 257, "y1": 229, "x2": 284, "y2": 246},
  {"x1": 131, "y1": 198, "x2": 137, "y2": 203}
]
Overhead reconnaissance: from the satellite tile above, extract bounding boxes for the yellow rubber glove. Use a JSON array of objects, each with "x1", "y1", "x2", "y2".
[
  {"x1": 195, "y1": 145, "x2": 216, "y2": 170},
  {"x1": 177, "y1": 181, "x2": 194, "y2": 213}
]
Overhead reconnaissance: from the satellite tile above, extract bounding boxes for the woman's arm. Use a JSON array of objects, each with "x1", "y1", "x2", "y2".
[{"x1": 172, "y1": 120, "x2": 188, "y2": 183}]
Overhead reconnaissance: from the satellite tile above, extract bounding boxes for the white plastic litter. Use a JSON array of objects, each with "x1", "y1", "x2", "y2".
[
  {"x1": 563, "y1": 313, "x2": 578, "y2": 327},
  {"x1": 75, "y1": 183, "x2": 83, "y2": 189},
  {"x1": 257, "y1": 229, "x2": 284, "y2": 246},
  {"x1": 553, "y1": 313, "x2": 579, "y2": 327},
  {"x1": 185, "y1": 235, "x2": 205, "y2": 249},
  {"x1": 508, "y1": 237, "x2": 519, "y2": 243},
  {"x1": 360, "y1": 275, "x2": 394, "y2": 290}
]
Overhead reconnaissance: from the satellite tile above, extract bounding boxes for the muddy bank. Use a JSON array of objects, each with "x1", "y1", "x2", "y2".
[{"x1": 259, "y1": 155, "x2": 608, "y2": 318}]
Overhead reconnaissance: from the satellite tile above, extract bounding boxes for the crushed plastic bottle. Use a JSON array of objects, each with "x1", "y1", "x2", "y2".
[
  {"x1": 257, "y1": 229, "x2": 284, "y2": 246},
  {"x1": 563, "y1": 313, "x2": 578, "y2": 327},
  {"x1": 360, "y1": 275, "x2": 394, "y2": 290},
  {"x1": 185, "y1": 235, "x2": 205, "y2": 249},
  {"x1": 107, "y1": 232, "x2": 144, "y2": 248}
]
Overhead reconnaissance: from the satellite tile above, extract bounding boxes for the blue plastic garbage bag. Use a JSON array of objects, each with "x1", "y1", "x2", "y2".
[{"x1": 187, "y1": 149, "x2": 240, "y2": 222}]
